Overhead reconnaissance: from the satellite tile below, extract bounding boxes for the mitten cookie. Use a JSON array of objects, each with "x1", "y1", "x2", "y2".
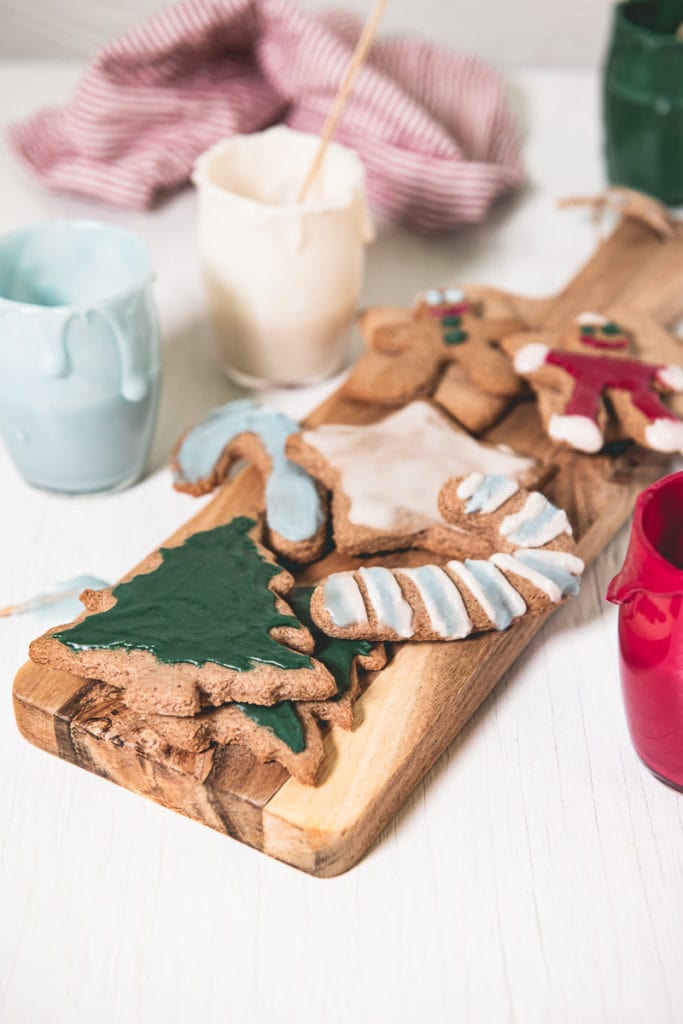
[
  {"x1": 343, "y1": 287, "x2": 525, "y2": 433},
  {"x1": 502, "y1": 313, "x2": 683, "y2": 454},
  {"x1": 29, "y1": 517, "x2": 336, "y2": 716},
  {"x1": 310, "y1": 474, "x2": 583, "y2": 641},
  {"x1": 286, "y1": 400, "x2": 543, "y2": 558},
  {"x1": 172, "y1": 399, "x2": 327, "y2": 562}
]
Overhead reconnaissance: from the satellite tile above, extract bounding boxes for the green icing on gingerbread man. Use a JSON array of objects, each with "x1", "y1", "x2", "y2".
[{"x1": 54, "y1": 517, "x2": 312, "y2": 673}]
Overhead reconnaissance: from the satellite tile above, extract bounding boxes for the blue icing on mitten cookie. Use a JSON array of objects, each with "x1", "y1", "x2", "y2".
[{"x1": 174, "y1": 399, "x2": 324, "y2": 547}]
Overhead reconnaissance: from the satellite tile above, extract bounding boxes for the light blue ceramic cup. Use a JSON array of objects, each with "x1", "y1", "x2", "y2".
[{"x1": 0, "y1": 220, "x2": 161, "y2": 493}]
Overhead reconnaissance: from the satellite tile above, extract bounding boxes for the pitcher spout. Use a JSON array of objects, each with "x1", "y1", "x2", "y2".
[{"x1": 607, "y1": 470, "x2": 683, "y2": 604}]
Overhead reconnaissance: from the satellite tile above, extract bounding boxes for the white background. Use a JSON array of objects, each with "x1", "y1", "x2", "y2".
[
  {"x1": 1, "y1": 6, "x2": 683, "y2": 1024},
  {"x1": 1, "y1": 0, "x2": 614, "y2": 67}
]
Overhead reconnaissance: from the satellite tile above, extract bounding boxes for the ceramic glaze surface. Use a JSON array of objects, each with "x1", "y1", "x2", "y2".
[
  {"x1": 0, "y1": 220, "x2": 160, "y2": 493},
  {"x1": 607, "y1": 470, "x2": 683, "y2": 787}
]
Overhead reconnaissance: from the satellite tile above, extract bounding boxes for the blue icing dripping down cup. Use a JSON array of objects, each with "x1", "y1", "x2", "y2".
[{"x1": 0, "y1": 220, "x2": 161, "y2": 493}]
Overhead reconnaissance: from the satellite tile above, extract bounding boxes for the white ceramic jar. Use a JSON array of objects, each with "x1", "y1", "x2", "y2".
[{"x1": 193, "y1": 126, "x2": 374, "y2": 387}]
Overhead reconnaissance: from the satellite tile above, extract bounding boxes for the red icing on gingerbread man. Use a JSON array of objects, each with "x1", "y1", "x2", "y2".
[{"x1": 502, "y1": 313, "x2": 683, "y2": 453}]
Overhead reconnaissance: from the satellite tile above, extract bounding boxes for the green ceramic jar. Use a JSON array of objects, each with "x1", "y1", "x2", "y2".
[{"x1": 605, "y1": 0, "x2": 683, "y2": 204}]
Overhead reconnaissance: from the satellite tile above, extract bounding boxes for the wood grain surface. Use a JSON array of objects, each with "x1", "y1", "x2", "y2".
[{"x1": 12, "y1": 217, "x2": 683, "y2": 875}]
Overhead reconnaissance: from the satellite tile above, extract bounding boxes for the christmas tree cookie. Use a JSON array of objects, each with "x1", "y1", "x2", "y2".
[
  {"x1": 146, "y1": 588, "x2": 386, "y2": 785},
  {"x1": 29, "y1": 518, "x2": 336, "y2": 716}
]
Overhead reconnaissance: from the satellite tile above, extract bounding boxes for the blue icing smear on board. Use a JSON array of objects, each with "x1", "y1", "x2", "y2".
[
  {"x1": 514, "y1": 552, "x2": 582, "y2": 597},
  {"x1": 19, "y1": 576, "x2": 110, "y2": 630},
  {"x1": 176, "y1": 399, "x2": 324, "y2": 543},
  {"x1": 465, "y1": 474, "x2": 515, "y2": 514}
]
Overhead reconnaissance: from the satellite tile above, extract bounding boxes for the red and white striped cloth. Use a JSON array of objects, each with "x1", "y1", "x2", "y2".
[{"x1": 8, "y1": 0, "x2": 523, "y2": 233}]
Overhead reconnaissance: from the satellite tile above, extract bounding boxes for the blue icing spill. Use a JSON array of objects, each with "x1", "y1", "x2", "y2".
[
  {"x1": 23, "y1": 576, "x2": 110, "y2": 630},
  {"x1": 176, "y1": 399, "x2": 323, "y2": 543},
  {"x1": 465, "y1": 474, "x2": 512, "y2": 514},
  {"x1": 514, "y1": 552, "x2": 581, "y2": 597},
  {"x1": 464, "y1": 559, "x2": 520, "y2": 630}
]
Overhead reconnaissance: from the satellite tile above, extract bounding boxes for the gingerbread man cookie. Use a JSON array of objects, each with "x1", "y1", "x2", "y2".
[
  {"x1": 502, "y1": 313, "x2": 683, "y2": 454},
  {"x1": 286, "y1": 400, "x2": 543, "y2": 558},
  {"x1": 342, "y1": 287, "x2": 526, "y2": 434},
  {"x1": 310, "y1": 474, "x2": 584, "y2": 642}
]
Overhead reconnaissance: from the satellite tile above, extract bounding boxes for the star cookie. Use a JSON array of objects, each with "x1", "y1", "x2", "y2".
[{"x1": 286, "y1": 400, "x2": 542, "y2": 558}]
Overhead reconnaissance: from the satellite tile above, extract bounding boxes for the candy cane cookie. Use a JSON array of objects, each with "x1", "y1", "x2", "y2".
[{"x1": 309, "y1": 475, "x2": 584, "y2": 642}]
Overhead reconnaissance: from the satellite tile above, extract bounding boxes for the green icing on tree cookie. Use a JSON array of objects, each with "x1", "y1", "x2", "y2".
[
  {"x1": 235, "y1": 701, "x2": 306, "y2": 754},
  {"x1": 235, "y1": 587, "x2": 374, "y2": 753},
  {"x1": 53, "y1": 517, "x2": 312, "y2": 673},
  {"x1": 289, "y1": 586, "x2": 373, "y2": 699}
]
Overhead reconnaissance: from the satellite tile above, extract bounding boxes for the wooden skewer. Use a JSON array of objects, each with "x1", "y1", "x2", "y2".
[{"x1": 297, "y1": 0, "x2": 389, "y2": 203}]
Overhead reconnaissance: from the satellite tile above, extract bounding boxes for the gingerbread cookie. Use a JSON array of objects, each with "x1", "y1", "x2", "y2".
[
  {"x1": 29, "y1": 517, "x2": 336, "y2": 716},
  {"x1": 286, "y1": 400, "x2": 543, "y2": 558},
  {"x1": 502, "y1": 313, "x2": 683, "y2": 454},
  {"x1": 342, "y1": 287, "x2": 525, "y2": 433},
  {"x1": 147, "y1": 587, "x2": 386, "y2": 784},
  {"x1": 310, "y1": 475, "x2": 584, "y2": 641},
  {"x1": 149, "y1": 700, "x2": 326, "y2": 786},
  {"x1": 172, "y1": 399, "x2": 327, "y2": 562}
]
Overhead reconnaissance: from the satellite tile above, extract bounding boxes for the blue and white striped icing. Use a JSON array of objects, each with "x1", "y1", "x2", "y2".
[
  {"x1": 398, "y1": 565, "x2": 472, "y2": 638},
  {"x1": 318, "y1": 548, "x2": 583, "y2": 639},
  {"x1": 357, "y1": 567, "x2": 413, "y2": 638},
  {"x1": 500, "y1": 549, "x2": 584, "y2": 599},
  {"x1": 175, "y1": 399, "x2": 324, "y2": 543},
  {"x1": 448, "y1": 558, "x2": 527, "y2": 630},
  {"x1": 323, "y1": 573, "x2": 368, "y2": 628},
  {"x1": 457, "y1": 473, "x2": 520, "y2": 515},
  {"x1": 499, "y1": 492, "x2": 571, "y2": 548}
]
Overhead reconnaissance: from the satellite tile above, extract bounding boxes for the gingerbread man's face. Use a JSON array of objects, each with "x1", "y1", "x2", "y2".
[
  {"x1": 566, "y1": 313, "x2": 634, "y2": 356},
  {"x1": 417, "y1": 286, "x2": 483, "y2": 348}
]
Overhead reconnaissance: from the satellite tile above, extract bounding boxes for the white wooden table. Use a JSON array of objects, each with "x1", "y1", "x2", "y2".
[{"x1": 1, "y1": 64, "x2": 682, "y2": 1024}]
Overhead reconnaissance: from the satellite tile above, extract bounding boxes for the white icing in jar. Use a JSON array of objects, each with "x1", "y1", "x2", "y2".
[{"x1": 193, "y1": 127, "x2": 374, "y2": 387}]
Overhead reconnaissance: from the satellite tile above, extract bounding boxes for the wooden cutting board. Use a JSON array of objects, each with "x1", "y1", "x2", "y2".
[{"x1": 12, "y1": 216, "x2": 683, "y2": 876}]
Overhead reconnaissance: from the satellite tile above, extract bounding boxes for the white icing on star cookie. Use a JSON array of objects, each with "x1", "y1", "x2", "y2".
[{"x1": 298, "y1": 401, "x2": 537, "y2": 536}]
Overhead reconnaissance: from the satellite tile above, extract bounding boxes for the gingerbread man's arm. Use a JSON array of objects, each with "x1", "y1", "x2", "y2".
[
  {"x1": 359, "y1": 306, "x2": 414, "y2": 352},
  {"x1": 455, "y1": 318, "x2": 526, "y2": 398}
]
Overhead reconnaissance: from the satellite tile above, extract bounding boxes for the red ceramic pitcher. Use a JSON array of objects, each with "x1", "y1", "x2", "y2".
[{"x1": 607, "y1": 471, "x2": 683, "y2": 789}]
